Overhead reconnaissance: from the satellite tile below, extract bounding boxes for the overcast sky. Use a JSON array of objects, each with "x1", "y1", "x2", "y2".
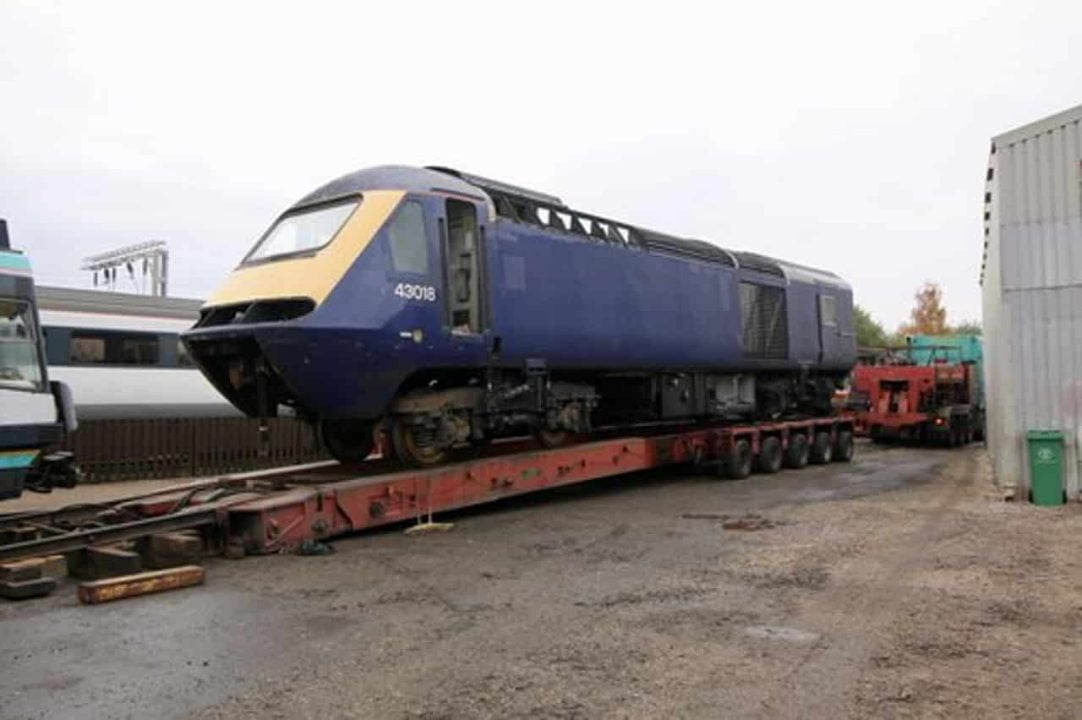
[{"x1": 2, "y1": 0, "x2": 1080, "y2": 329}]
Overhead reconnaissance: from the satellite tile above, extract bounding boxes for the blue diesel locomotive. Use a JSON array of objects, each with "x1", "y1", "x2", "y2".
[{"x1": 182, "y1": 166, "x2": 855, "y2": 466}]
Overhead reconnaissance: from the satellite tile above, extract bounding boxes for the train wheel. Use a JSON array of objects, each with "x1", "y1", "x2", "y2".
[
  {"x1": 537, "y1": 428, "x2": 569, "y2": 449},
  {"x1": 810, "y1": 431, "x2": 834, "y2": 464},
  {"x1": 391, "y1": 418, "x2": 448, "y2": 467},
  {"x1": 784, "y1": 434, "x2": 810, "y2": 469},
  {"x1": 317, "y1": 419, "x2": 375, "y2": 463},
  {"x1": 755, "y1": 436, "x2": 783, "y2": 474},
  {"x1": 832, "y1": 430, "x2": 855, "y2": 462},
  {"x1": 724, "y1": 439, "x2": 753, "y2": 479}
]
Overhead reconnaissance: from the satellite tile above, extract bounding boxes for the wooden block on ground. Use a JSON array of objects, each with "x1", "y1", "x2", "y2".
[
  {"x1": 143, "y1": 532, "x2": 205, "y2": 569},
  {"x1": 0, "y1": 576, "x2": 57, "y2": 600},
  {"x1": 77, "y1": 565, "x2": 205, "y2": 605},
  {"x1": 39, "y1": 554, "x2": 68, "y2": 579},
  {"x1": 68, "y1": 546, "x2": 143, "y2": 580},
  {"x1": 0, "y1": 559, "x2": 44, "y2": 582}
]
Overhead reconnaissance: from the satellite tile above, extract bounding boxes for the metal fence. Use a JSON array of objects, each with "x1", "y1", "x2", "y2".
[{"x1": 61, "y1": 417, "x2": 327, "y2": 483}]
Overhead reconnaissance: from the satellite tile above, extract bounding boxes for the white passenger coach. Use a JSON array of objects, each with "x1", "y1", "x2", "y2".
[{"x1": 36, "y1": 286, "x2": 238, "y2": 419}]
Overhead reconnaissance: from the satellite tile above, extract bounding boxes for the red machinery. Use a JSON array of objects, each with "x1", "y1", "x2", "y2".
[{"x1": 851, "y1": 358, "x2": 981, "y2": 446}]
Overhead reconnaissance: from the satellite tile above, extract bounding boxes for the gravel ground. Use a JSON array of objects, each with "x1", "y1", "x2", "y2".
[{"x1": 2, "y1": 442, "x2": 1081, "y2": 719}]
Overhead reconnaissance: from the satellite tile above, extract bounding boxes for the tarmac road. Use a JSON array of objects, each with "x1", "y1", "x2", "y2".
[{"x1": 2, "y1": 441, "x2": 1081, "y2": 719}]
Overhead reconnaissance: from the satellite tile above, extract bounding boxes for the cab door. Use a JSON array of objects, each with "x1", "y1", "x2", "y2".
[
  {"x1": 438, "y1": 198, "x2": 489, "y2": 350},
  {"x1": 816, "y1": 287, "x2": 853, "y2": 365}
]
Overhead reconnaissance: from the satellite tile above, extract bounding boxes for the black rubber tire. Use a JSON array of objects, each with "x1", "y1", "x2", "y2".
[
  {"x1": 784, "y1": 433, "x2": 810, "y2": 469},
  {"x1": 755, "y1": 436, "x2": 783, "y2": 474},
  {"x1": 317, "y1": 419, "x2": 374, "y2": 463},
  {"x1": 832, "y1": 429, "x2": 855, "y2": 463},
  {"x1": 810, "y1": 431, "x2": 834, "y2": 464},
  {"x1": 391, "y1": 418, "x2": 448, "y2": 468},
  {"x1": 724, "y1": 439, "x2": 753, "y2": 479}
]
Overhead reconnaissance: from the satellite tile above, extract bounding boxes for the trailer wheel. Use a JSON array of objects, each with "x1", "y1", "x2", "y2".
[
  {"x1": 810, "y1": 431, "x2": 834, "y2": 464},
  {"x1": 832, "y1": 430, "x2": 854, "y2": 462},
  {"x1": 724, "y1": 439, "x2": 753, "y2": 479},
  {"x1": 784, "y1": 433, "x2": 810, "y2": 469},
  {"x1": 756, "y1": 436, "x2": 783, "y2": 474}
]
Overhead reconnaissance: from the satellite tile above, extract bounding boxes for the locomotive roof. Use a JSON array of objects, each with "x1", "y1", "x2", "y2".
[
  {"x1": 291, "y1": 166, "x2": 489, "y2": 210},
  {"x1": 291, "y1": 165, "x2": 847, "y2": 286},
  {"x1": 36, "y1": 285, "x2": 202, "y2": 320}
]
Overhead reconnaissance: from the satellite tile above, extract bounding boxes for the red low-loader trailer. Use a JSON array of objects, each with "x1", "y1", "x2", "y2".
[
  {"x1": 0, "y1": 416, "x2": 854, "y2": 564},
  {"x1": 851, "y1": 361, "x2": 982, "y2": 446}
]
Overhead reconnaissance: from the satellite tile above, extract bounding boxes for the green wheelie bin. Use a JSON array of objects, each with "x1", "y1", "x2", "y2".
[{"x1": 1027, "y1": 430, "x2": 1065, "y2": 506}]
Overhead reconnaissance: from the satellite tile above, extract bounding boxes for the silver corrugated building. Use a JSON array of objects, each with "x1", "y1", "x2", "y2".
[{"x1": 981, "y1": 103, "x2": 1082, "y2": 497}]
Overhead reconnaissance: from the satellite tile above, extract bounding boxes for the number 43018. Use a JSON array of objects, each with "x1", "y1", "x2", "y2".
[{"x1": 394, "y1": 283, "x2": 436, "y2": 302}]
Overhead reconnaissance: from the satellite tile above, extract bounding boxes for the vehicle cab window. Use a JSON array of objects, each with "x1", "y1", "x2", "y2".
[
  {"x1": 387, "y1": 200, "x2": 428, "y2": 274},
  {"x1": 0, "y1": 298, "x2": 44, "y2": 390},
  {"x1": 820, "y1": 295, "x2": 837, "y2": 327}
]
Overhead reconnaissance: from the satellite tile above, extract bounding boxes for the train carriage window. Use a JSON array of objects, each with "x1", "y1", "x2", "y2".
[
  {"x1": 177, "y1": 339, "x2": 195, "y2": 367},
  {"x1": 819, "y1": 295, "x2": 838, "y2": 327},
  {"x1": 387, "y1": 200, "x2": 429, "y2": 274},
  {"x1": 70, "y1": 335, "x2": 105, "y2": 364},
  {"x1": 70, "y1": 330, "x2": 160, "y2": 366},
  {"x1": 739, "y1": 282, "x2": 788, "y2": 359}
]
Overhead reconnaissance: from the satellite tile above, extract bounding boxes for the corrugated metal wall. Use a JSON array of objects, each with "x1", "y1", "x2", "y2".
[{"x1": 981, "y1": 104, "x2": 1082, "y2": 496}]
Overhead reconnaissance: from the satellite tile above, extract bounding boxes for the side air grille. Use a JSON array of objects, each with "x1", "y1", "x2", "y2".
[
  {"x1": 739, "y1": 282, "x2": 788, "y2": 359},
  {"x1": 639, "y1": 231, "x2": 736, "y2": 266}
]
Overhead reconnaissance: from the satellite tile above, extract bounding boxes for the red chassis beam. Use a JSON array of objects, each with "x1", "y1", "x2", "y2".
[
  {"x1": 225, "y1": 418, "x2": 850, "y2": 555},
  {"x1": 858, "y1": 412, "x2": 931, "y2": 430}
]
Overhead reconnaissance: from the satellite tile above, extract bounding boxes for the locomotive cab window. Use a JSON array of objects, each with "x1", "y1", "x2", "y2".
[
  {"x1": 387, "y1": 200, "x2": 428, "y2": 274},
  {"x1": 0, "y1": 298, "x2": 44, "y2": 391},
  {"x1": 244, "y1": 197, "x2": 360, "y2": 264},
  {"x1": 819, "y1": 295, "x2": 837, "y2": 327}
]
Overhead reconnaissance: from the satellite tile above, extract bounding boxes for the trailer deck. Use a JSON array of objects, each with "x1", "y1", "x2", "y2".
[{"x1": 0, "y1": 417, "x2": 853, "y2": 565}]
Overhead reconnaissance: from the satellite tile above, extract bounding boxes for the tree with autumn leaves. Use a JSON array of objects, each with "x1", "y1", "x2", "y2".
[
  {"x1": 901, "y1": 282, "x2": 948, "y2": 335},
  {"x1": 854, "y1": 282, "x2": 979, "y2": 348}
]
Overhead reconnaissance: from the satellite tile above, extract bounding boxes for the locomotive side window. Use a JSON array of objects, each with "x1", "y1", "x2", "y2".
[
  {"x1": 738, "y1": 282, "x2": 788, "y2": 359},
  {"x1": 387, "y1": 200, "x2": 428, "y2": 274},
  {"x1": 819, "y1": 295, "x2": 837, "y2": 327}
]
